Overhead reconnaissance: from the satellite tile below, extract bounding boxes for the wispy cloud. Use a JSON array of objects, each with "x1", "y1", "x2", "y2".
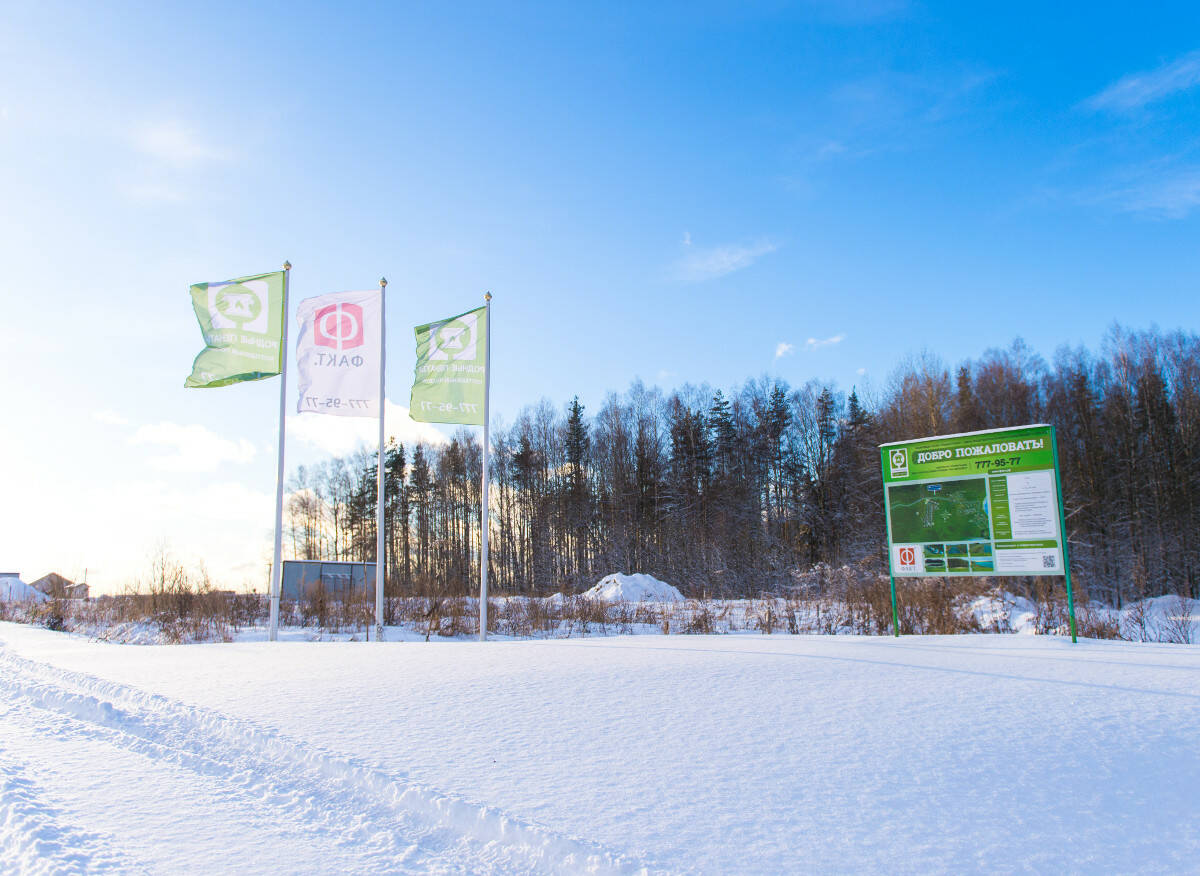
[
  {"x1": 1085, "y1": 50, "x2": 1200, "y2": 112},
  {"x1": 674, "y1": 238, "x2": 777, "y2": 283},
  {"x1": 121, "y1": 181, "x2": 188, "y2": 204},
  {"x1": 92, "y1": 409, "x2": 128, "y2": 426},
  {"x1": 120, "y1": 119, "x2": 232, "y2": 205},
  {"x1": 806, "y1": 333, "x2": 846, "y2": 350},
  {"x1": 774, "y1": 342, "x2": 795, "y2": 360},
  {"x1": 1097, "y1": 167, "x2": 1200, "y2": 219},
  {"x1": 131, "y1": 423, "x2": 256, "y2": 472},
  {"x1": 132, "y1": 121, "x2": 228, "y2": 167},
  {"x1": 785, "y1": 68, "x2": 997, "y2": 190}
]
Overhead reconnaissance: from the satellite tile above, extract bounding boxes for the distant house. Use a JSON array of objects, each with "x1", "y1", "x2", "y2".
[{"x1": 30, "y1": 573, "x2": 89, "y2": 600}]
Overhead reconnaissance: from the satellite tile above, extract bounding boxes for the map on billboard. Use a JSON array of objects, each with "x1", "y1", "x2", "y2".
[{"x1": 880, "y1": 425, "x2": 1065, "y2": 577}]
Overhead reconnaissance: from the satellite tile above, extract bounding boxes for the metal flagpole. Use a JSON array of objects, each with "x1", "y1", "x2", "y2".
[
  {"x1": 268, "y1": 261, "x2": 292, "y2": 642},
  {"x1": 375, "y1": 277, "x2": 388, "y2": 641},
  {"x1": 479, "y1": 292, "x2": 492, "y2": 642}
]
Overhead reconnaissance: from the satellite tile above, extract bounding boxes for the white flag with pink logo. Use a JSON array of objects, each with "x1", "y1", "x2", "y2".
[{"x1": 295, "y1": 290, "x2": 382, "y2": 418}]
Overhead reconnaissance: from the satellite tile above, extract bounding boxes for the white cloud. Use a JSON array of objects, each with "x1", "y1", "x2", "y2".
[
  {"x1": 121, "y1": 181, "x2": 188, "y2": 204},
  {"x1": 117, "y1": 480, "x2": 273, "y2": 527},
  {"x1": 806, "y1": 333, "x2": 846, "y2": 350},
  {"x1": 856, "y1": 367, "x2": 868, "y2": 376},
  {"x1": 1112, "y1": 168, "x2": 1200, "y2": 218},
  {"x1": 289, "y1": 401, "x2": 448, "y2": 456},
  {"x1": 1086, "y1": 50, "x2": 1200, "y2": 112},
  {"x1": 674, "y1": 239, "x2": 777, "y2": 283},
  {"x1": 681, "y1": 231, "x2": 692, "y2": 247},
  {"x1": 774, "y1": 342, "x2": 795, "y2": 359},
  {"x1": 131, "y1": 422, "x2": 257, "y2": 472},
  {"x1": 1080, "y1": 164, "x2": 1200, "y2": 219},
  {"x1": 92, "y1": 409, "x2": 128, "y2": 426},
  {"x1": 133, "y1": 121, "x2": 228, "y2": 167},
  {"x1": 815, "y1": 139, "x2": 847, "y2": 159}
]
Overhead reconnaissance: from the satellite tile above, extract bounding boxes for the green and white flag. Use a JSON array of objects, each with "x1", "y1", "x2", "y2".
[
  {"x1": 185, "y1": 270, "x2": 285, "y2": 388},
  {"x1": 410, "y1": 305, "x2": 487, "y2": 425}
]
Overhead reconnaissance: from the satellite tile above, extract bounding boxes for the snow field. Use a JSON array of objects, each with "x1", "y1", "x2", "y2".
[
  {"x1": 0, "y1": 639, "x2": 640, "y2": 875},
  {"x1": 0, "y1": 623, "x2": 1197, "y2": 874}
]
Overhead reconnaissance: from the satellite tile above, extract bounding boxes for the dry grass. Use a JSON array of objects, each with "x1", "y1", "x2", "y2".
[{"x1": 3, "y1": 552, "x2": 1194, "y2": 645}]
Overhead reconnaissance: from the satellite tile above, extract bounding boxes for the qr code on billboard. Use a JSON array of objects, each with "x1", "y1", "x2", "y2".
[{"x1": 1042, "y1": 554, "x2": 1056, "y2": 569}]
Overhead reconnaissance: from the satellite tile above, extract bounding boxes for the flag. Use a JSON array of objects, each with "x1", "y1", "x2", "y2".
[
  {"x1": 185, "y1": 270, "x2": 286, "y2": 388},
  {"x1": 295, "y1": 290, "x2": 382, "y2": 418},
  {"x1": 410, "y1": 305, "x2": 487, "y2": 425}
]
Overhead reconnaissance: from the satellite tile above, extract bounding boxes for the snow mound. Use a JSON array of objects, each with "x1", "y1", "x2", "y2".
[
  {"x1": 968, "y1": 591, "x2": 1038, "y2": 634},
  {"x1": 583, "y1": 573, "x2": 684, "y2": 603},
  {"x1": 0, "y1": 578, "x2": 47, "y2": 604}
]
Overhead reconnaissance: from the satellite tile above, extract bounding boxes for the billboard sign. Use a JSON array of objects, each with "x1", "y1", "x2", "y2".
[{"x1": 880, "y1": 424, "x2": 1065, "y2": 577}]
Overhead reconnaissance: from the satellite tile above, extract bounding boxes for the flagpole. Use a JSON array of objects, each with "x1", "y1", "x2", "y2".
[
  {"x1": 375, "y1": 277, "x2": 388, "y2": 641},
  {"x1": 479, "y1": 292, "x2": 492, "y2": 642},
  {"x1": 268, "y1": 260, "x2": 291, "y2": 642}
]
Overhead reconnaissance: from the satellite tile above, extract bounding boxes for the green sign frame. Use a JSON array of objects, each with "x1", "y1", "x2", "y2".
[{"x1": 879, "y1": 424, "x2": 1077, "y2": 642}]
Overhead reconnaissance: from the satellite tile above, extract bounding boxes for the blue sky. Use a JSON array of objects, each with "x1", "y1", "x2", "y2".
[{"x1": 2, "y1": 0, "x2": 1198, "y2": 591}]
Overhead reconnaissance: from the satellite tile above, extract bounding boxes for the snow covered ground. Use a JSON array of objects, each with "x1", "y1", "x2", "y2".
[{"x1": 0, "y1": 623, "x2": 1197, "y2": 875}]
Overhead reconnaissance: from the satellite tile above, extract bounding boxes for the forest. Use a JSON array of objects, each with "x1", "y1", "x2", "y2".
[{"x1": 284, "y1": 325, "x2": 1200, "y2": 607}]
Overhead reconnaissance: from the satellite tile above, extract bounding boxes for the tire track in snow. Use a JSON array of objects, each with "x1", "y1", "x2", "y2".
[{"x1": 0, "y1": 643, "x2": 652, "y2": 875}]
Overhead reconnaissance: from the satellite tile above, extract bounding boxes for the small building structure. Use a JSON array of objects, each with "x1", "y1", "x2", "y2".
[
  {"x1": 280, "y1": 561, "x2": 375, "y2": 601},
  {"x1": 30, "y1": 573, "x2": 89, "y2": 600}
]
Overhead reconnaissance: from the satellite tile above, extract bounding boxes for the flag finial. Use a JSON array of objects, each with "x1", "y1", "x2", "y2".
[
  {"x1": 283, "y1": 261, "x2": 292, "y2": 271},
  {"x1": 380, "y1": 277, "x2": 387, "y2": 288},
  {"x1": 485, "y1": 291, "x2": 492, "y2": 302}
]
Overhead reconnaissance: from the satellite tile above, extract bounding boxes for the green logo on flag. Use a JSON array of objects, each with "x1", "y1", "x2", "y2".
[
  {"x1": 185, "y1": 270, "x2": 285, "y2": 388},
  {"x1": 214, "y1": 284, "x2": 265, "y2": 328}
]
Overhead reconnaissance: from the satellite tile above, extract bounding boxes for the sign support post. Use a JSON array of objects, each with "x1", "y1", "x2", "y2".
[
  {"x1": 1050, "y1": 426, "x2": 1078, "y2": 643},
  {"x1": 888, "y1": 573, "x2": 900, "y2": 636}
]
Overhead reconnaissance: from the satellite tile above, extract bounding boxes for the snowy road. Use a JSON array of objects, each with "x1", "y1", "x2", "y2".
[{"x1": 1, "y1": 623, "x2": 1197, "y2": 874}]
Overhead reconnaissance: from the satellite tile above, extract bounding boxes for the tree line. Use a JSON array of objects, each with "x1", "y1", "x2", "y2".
[{"x1": 284, "y1": 325, "x2": 1200, "y2": 605}]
